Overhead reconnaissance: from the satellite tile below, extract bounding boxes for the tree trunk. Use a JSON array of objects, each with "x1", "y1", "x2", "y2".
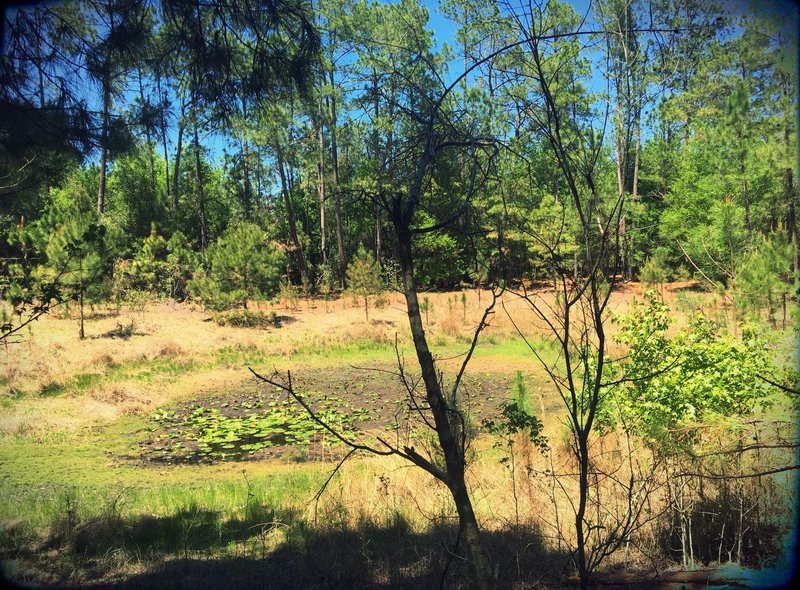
[
  {"x1": 575, "y1": 429, "x2": 590, "y2": 590},
  {"x1": 79, "y1": 285, "x2": 85, "y2": 340},
  {"x1": 137, "y1": 67, "x2": 157, "y2": 195},
  {"x1": 317, "y1": 100, "x2": 327, "y2": 265},
  {"x1": 375, "y1": 205, "x2": 382, "y2": 265},
  {"x1": 629, "y1": 105, "x2": 641, "y2": 278},
  {"x1": 256, "y1": 145, "x2": 263, "y2": 212},
  {"x1": 613, "y1": 86, "x2": 628, "y2": 280},
  {"x1": 35, "y1": 19, "x2": 45, "y2": 109},
  {"x1": 396, "y1": 223, "x2": 494, "y2": 590},
  {"x1": 785, "y1": 168, "x2": 798, "y2": 274},
  {"x1": 97, "y1": 75, "x2": 111, "y2": 214},
  {"x1": 97, "y1": 143, "x2": 108, "y2": 214},
  {"x1": 631, "y1": 105, "x2": 641, "y2": 202},
  {"x1": 372, "y1": 71, "x2": 382, "y2": 264},
  {"x1": 156, "y1": 77, "x2": 171, "y2": 204},
  {"x1": 241, "y1": 96, "x2": 252, "y2": 218},
  {"x1": 742, "y1": 177, "x2": 751, "y2": 233},
  {"x1": 276, "y1": 145, "x2": 309, "y2": 285},
  {"x1": 328, "y1": 69, "x2": 346, "y2": 288},
  {"x1": 172, "y1": 93, "x2": 187, "y2": 215},
  {"x1": 192, "y1": 96, "x2": 208, "y2": 251},
  {"x1": 242, "y1": 136, "x2": 252, "y2": 218}
]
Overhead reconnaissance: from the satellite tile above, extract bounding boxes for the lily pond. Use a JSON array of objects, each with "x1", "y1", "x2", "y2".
[{"x1": 140, "y1": 367, "x2": 514, "y2": 463}]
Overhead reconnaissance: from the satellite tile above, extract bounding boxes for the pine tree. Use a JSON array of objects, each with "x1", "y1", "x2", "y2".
[
  {"x1": 346, "y1": 245, "x2": 382, "y2": 321},
  {"x1": 189, "y1": 222, "x2": 285, "y2": 310}
]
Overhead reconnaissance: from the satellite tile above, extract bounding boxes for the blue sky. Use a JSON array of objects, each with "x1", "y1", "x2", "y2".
[{"x1": 99, "y1": 0, "x2": 798, "y2": 167}]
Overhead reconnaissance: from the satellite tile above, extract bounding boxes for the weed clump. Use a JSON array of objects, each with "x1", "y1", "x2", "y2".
[{"x1": 214, "y1": 310, "x2": 281, "y2": 329}]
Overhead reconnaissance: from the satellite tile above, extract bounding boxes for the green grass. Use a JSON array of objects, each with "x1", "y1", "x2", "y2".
[
  {"x1": 283, "y1": 337, "x2": 400, "y2": 364},
  {"x1": 38, "y1": 381, "x2": 67, "y2": 396},
  {"x1": 284, "y1": 332, "x2": 559, "y2": 367},
  {"x1": 0, "y1": 412, "x2": 328, "y2": 540},
  {"x1": 0, "y1": 466, "x2": 327, "y2": 568},
  {"x1": 30, "y1": 358, "x2": 203, "y2": 398},
  {"x1": 468, "y1": 335, "x2": 560, "y2": 362},
  {"x1": 215, "y1": 343, "x2": 270, "y2": 366},
  {"x1": 0, "y1": 335, "x2": 546, "y2": 548}
]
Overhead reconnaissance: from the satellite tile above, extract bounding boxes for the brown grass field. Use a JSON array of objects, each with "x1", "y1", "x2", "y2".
[{"x1": 0, "y1": 283, "x2": 796, "y2": 589}]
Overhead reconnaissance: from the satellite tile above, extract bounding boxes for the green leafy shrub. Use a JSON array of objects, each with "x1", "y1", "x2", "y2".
[
  {"x1": 189, "y1": 222, "x2": 285, "y2": 311},
  {"x1": 484, "y1": 371, "x2": 548, "y2": 452},
  {"x1": 213, "y1": 309, "x2": 280, "y2": 328},
  {"x1": 112, "y1": 228, "x2": 197, "y2": 304},
  {"x1": 605, "y1": 290, "x2": 792, "y2": 567},
  {"x1": 413, "y1": 230, "x2": 464, "y2": 288},
  {"x1": 605, "y1": 290, "x2": 777, "y2": 447},
  {"x1": 118, "y1": 225, "x2": 169, "y2": 295},
  {"x1": 639, "y1": 248, "x2": 670, "y2": 287},
  {"x1": 346, "y1": 245, "x2": 383, "y2": 321},
  {"x1": 165, "y1": 231, "x2": 197, "y2": 301}
]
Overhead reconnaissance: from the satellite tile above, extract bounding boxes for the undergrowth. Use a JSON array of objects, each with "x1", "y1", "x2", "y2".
[{"x1": 213, "y1": 309, "x2": 281, "y2": 328}]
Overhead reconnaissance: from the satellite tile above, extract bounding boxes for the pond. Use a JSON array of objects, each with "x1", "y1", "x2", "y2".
[{"x1": 140, "y1": 366, "x2": 515, "y2": 464}]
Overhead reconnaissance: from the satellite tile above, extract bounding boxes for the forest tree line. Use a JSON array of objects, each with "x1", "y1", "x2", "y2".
[{"x1": 0, "y1": 0, "x2": 797, "y2": 322}]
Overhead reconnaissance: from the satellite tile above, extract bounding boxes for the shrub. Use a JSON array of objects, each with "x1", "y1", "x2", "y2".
[
  {"x1": 316, "y1": 263, "x2": 337, "y2": 301},
  {"x1": 189, "y1": 222, "x2": 285, "y2": 310},
  {"x1": 346, "y1": 245, "x2": 383, "y2": 321},
  {"x1": 165, "y1": 230, "x2": 197, "y2": 301},
  {"x1": 213, "y1": 309, "x2": 280, "y2": 328},
  {"x1": 279, "y1": 280, "x2": 299, "y2": 310},
  {"x1": 639, "y1": 248, "x2": 670, "y2": 287},
  {"x1": 413, "y1": 230, "x2": 464, "y2": 288}
]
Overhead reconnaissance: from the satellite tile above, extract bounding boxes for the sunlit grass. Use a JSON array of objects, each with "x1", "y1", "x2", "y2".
[{"x1": 1, "y1": 287, "x2": 796, "y2": 587}]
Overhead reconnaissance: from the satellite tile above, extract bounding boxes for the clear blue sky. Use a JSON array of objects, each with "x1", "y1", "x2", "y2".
[{"x1": 126, "y1": 0, "x2": 800, "y2": 166}]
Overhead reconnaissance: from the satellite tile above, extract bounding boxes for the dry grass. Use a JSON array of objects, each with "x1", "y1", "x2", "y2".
[
  {"x1": 1, "y1": 283, "x2": 719, "y2": 442},
  {"x1": 0, "y1": 283, "x2": 795, "y2": 589}
]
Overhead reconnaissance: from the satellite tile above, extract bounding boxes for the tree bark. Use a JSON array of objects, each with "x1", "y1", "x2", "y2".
[
  {"x1": 241, "y1": 96, "x2": 253, "y2": 218},
  {"x1": 172, "y1": 93, "x2": 187, "y2": 215},
  {"x1": 242, "y1": 135, "x2": 252, "y2": 218},
  {"x1": 276, "y1": 144, "x2": 310, "y2": 285},
  {"x1": 97, "y1": 74, "x2": 111, "y2": 214},
  {"x1": 97, "y1": 142, "x2": 108, "y2": 214},
  {"x1": 575, "y1": 430, "x2": 590, "y2": 590},
  {"x1": 317, "y1": 99, "x2": 327, "y2": 265},
  {"x1": 786, "y1": 168, "x2": 798, "y2": 274},
  {"x1": 191, "y1": 94, "x2": 207, "y2": 251},
  {"x1": 328, "y1": 69, "x2": 346, "y2": 288},
  {"x1": 156, "y1": 76, "x2": 171, "y2": 204},
  {"x1": 372, "y1": 71, "x2": 382, "y2": 264},
  {"x1": 396, "y1": 223, "x2": 494, "y2": 590},
  {"x1": 742, "y1": 177, "x2": 751, "y2": 233},
  {"x1": 137, "y1": 66, "x2": 157, "y2": 195},
  {"x1": 79, "y1": 283, "x2": 85, "y2": 340}
]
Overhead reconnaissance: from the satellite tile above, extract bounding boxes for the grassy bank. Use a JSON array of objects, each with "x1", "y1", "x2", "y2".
[{"x1": 1, "y1": 286, "x2": 796, "y2": 589}]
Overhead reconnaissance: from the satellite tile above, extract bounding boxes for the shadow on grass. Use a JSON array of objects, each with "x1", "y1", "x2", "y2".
[
  {"x1": 6, "y1": 509, "x2": 571, "y2": 590},
  {"x1": 669, "y1": 282, "x2": 706, "y2": 292}
]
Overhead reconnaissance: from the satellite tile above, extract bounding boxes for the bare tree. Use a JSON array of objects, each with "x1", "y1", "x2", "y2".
[
  {"x1": 252, "y1": 289, "x2": 500, "y2": 590},
  {"x1": 498, "y1": 2, "x2": 657, "y2": 587},
  {"x1": 250, "y1": 9, "x2": 503, "y2": 585}
]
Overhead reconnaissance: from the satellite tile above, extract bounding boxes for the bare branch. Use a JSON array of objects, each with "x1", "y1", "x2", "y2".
[{"x1": 451, "y1": 287, "x2": 500, "y2": 398}]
